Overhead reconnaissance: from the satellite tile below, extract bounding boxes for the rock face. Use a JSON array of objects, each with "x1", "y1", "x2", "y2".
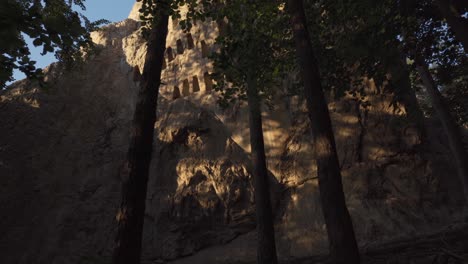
[{"x1": 0, "y1": 3, "x2": 464, "y2": 264}]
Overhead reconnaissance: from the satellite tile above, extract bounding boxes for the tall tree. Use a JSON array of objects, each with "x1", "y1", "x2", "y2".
[
  {"x1": 206, "y1": 1, "x2": 291, "y2": 262},
  {"x1": 287, "y1": 0, "x2": 360, "y2": 263},
  {"x1": 111, "y1": 1, "x2": 170, "y2": 263},
  {"x1": 246, "y1": 73, "x2": 279, "y2": 264},
  {"x1": 397, "y1": 0, "x2": 468, "y2": 204},
  {"x1": 414, "y1": 54, "x2": 468, "y2": 202}
]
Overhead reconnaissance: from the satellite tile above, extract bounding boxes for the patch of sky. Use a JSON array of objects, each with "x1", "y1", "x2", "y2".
[{"x1": 9, "y1": 0, "x2": 135, "y2": 84}]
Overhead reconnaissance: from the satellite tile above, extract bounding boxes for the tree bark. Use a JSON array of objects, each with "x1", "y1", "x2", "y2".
[
  {"x1": 435, "y1": 0, "x2": 468, "y2": 52},
  {"x1": 287, "y1": 0, "x2": 360, "y2": 263},
  {"x1": 414, "y1": 55, "x2": 468, "y2": 203},
  {"x1": 112, "y1": 8, "x2": 170, "y2": 264},
  {"x1": 246, "y1": 75, "x2": 278, "y2": 264},
  {"x1": 390, "y1": 53, "x2": 427, "y2": 141}
]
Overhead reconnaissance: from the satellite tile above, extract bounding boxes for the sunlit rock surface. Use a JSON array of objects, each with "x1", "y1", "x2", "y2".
[{"x1": 0, "y1": 2, "x2": 464, "y2": 264}]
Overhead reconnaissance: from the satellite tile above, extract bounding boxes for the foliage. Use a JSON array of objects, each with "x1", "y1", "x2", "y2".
[
  {"x1": 136, "y1": 0, "x2": 296, "y2": 110},
  {"x1": 137, "y1": 0, "x2": 174, "y2": 39},
  {"x1": 442, "y1": 74, "x2": 468, "y2": 127},
  {"x1": 148, "y1": 0, "x2": 466, "y2": 114},
  {"x1": 0, "y1": 0, "x2": 109, "y2": 88},
  {"x1": 298, "y1": 0, "x2": 399, "y2": 98},
  {"x1": 299, "y1": 0, "x2": 467, "y2": 107},
  {"x1": 136, "y1": 0, "x2": 204, "y2": 38},
  {"x1": 197, "y1": 0, "x2": 295, "y2": 108}
]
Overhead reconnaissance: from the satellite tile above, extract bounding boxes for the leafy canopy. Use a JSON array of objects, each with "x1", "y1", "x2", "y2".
[
  {"x1": 0, "y1": 0, "x2": 108, "y2": 88},
  {"x1": 301, "y1": 0, "x2": 466, "y2": 100},
  {"x1": 200, "y1": 0, "x2": 294, "y2": 108}
]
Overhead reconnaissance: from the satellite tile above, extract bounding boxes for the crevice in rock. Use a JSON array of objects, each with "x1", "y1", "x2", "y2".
[
  {"x1": 203, "y1": 72, "x2": 212, "y2": 92},
  {"x1": 182, "y1": 79, "x2": 190, "y2": 96},
  {"x1": 176, "y1": 39, "x2": 184, "y2": 54},
  {"x1": 166, "y1": 47, "x2": 174, "y2": 61},
  {"x1": 192, "y1": 76, "x2": 200, "y2": 93},
  {"x1": 186, "y1": 33, "x2": 194, "y2": 49},
  {"x1": 201, "y1": 40, "x2": 209, "y2": 58}
]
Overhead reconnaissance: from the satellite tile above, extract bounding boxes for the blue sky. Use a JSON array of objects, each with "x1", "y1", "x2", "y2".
[
  {"x1": 81, "y1": 0, "x2": 135, "y2": 23},
  {"x1": 12, "y1": 0, "x2": 136, "y2": 82}
]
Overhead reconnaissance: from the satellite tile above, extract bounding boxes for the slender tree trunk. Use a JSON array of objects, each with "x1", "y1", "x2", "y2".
[
  {"x1": 246, "y1": 75, "x2": 278, "y2": 264},
  {"x1": 414, "y1": 55, "x2": 468, "y2": 203},
  {"x1": 435, "y1": 0, "x2": 468, "y2": 52},
  {"x1": 391, "y1": 53, "x2": 427, "y2": 140},
  {"x1": 287, "y1": 0, "x2": 360, "y2": 263},
  {"x1": 112, "y1": 8, "x2": 170, "y2": 264}
]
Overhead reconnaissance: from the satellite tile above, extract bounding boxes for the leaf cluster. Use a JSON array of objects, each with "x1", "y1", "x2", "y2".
[
  {"x1": 299, "y1": 0, "x2": 466, "y2": 106},
  {"x1": 0, "y1": 0, "x2": 108, "y2": 88},
  {"x1": 195, "y1": 0, "x2": 295, "y2": 108}
]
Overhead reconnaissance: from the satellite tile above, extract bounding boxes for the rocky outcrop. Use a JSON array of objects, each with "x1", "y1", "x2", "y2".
[
  {"x1": 141, "y1": 99, "x2": 281, "y2": 261},
  {"x1": 0, "y1": 3, "x2": 464, "y2": 264}
]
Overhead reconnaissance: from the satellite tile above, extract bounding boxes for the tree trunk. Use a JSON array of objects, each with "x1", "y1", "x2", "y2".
[
  {"x1": 112, "y1": 9, "x2": 170, "y2": 264},
  {"x1": 287, "y1": 0, "x2": 360, "y2": 263},
  {"x1": 435, "y1": 0, "x2": 468, "y2": 52},
  {"x1": 390, "y1": 53, "x2": 427, "y2": 141},
  {"x1": 246, "y1": 75, "x2": 278, "y2": 264},
  {"x1": 414, "y1": 55, "x2": 468, "y2": 203}
]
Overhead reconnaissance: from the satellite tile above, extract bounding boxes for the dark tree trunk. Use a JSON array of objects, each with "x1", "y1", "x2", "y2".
[
  {"x1": 435, "y1": 0, "x2": 468, "y2": 52},
  {"x1": 246, "y1": 75, "x2": 278, "y2": 264},
  {"x1": 111, "y1": 9, "x2": 170, "y2": 264},
  {"x1": 287, "y1": 0, "x2": 360, "y2": 263},
  {"x1": 414, "y1": 55, "x2": 468, "y2": 203},
  {"x1": 390, "y1": 53, "x2": 427, "y2": 141}
]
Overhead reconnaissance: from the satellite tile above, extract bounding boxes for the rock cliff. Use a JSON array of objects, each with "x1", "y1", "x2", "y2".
[{"x1": 0, "y1": 3, "x2": 464, "y2": 264}]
